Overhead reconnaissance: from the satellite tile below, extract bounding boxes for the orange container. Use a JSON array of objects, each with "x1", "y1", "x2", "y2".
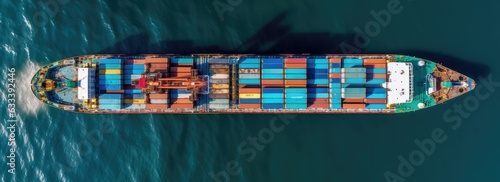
[
  {"x1": 150, "y1": 94, "x2": 168, "y2": 99},
  {"x1": 284, "y1": 64, "x2": 306, "y2": 68},
  {"x1": 343, "y1": 98, "x2": 364, "y2": 103},
  {"x1": 239, "y1": 88, "x2": 261, "y2": 93},
  {"x1": 329, "y1": 73, "x2": 341, "y2": 78},
  {"x1": 146, "y1": 57, "x2": 169, "y2": 63},
  {"x1": 342, "y1": 103, "x2": 366, "y2": 109},
  {"x1": 364, "y1": 63, "x2": 386, "y2": 69},
  {"x1": 102, "y1": 90, "x2": 125, "y2": 94},
  {"x1": 169, "y1": 103, "x2": 193, "y2": 109},
  {"x1": 262, "y1": 80, "x2": 284, "y2": 87},
  {"x1": 170, "y1": 98, "x2": 193, "y2": 104},
  {"x1": 363, "y1": 59, "x2": 386, "y2": 64},
  {"x1": 170, "y1": 67, "x2": 191, "y2": 73},
  {"x1": 329, "y1": 58, "x2": 341, "y2": 63},
  {"x1": 125, "y1": 59, "x2": 146, "y2": 64},
  {"x1": 284, "y1": 58, "x2": 306, "y2": 64},
  {"x1": 307, "y1": 98, "x2": 329, "y2": 103},
  {"x1": 170, "y1": 73, "x2": 191, "y2": 77},
  {"x1": 146, "y1": 104, "x2": 168, "y2": 109},
  {"x1": 366, "y1": 74, "x2": 386, "y2": 79},
  {"x1": 285, "y1": 80, "x2": 307, "y2": 85},
  {"x1": 239, "y1": 104, "x2": 261, "y2": 109},
  {"x1": 307, "y1": 103, "x2": 329, "y2": 109},
  {"x1": 150, "y1": 63, "x2": 168, "y2": 68}
]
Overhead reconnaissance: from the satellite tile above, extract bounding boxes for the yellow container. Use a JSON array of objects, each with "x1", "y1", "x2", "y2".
[
  {"x1": 239, "y1": 94, "x2": 260, "y2": 99},
  {"x1": 124, "y1": 99, "x2": 145, "y2": 104},
  {"x1": 99, "y1": 69, "x2": 122, "y2": 74},
  {"x1": 211, "y1": 84, "x2": 230, "y2": 89}
]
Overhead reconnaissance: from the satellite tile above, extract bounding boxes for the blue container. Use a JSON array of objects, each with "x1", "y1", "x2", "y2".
[
  {"x1": 99, "y1": 59, "x2": 122, "y2": 64},
  {"x1": 285, "y1": 93, "x2": 306, "y2": 99},
  {"x1": 367, "y1": 93, "x2": 387, "y2": 99},
  {"x1": 123, "y1": 74, "x2": 142, "y2": 79},
  {"x1": 262, "y1": 88, "x2": 284, "y2": 93},
  {"x1": 307, "y1": 74, "x2": 328, "y2": 79},
  {"x1": 307, "y1": 63, "x2": 328, "y2": 69},
  {"x1": 99, "y1": 64, "x2": 121, "y2": 69},
  {"x1": 285, "y1": 69, "x2": 306, "y2": 74},
  {"x1": 262, "y1": 98, "x2": 284, "y2": 103},
  {"x1": 343, "y1": 58, "x2": 363, "y2": 64},
  {"x1": 262, "y1": 69, "x2": 283, "y2": 74},
  {"x1": 307, "y1": 93, "x2": 328, "y2": 98},
  {"x1": 307, "y1": 58, "x2": 328, "y2": 64},
  {"x1": 367, "y1": 88, "x2": 386, "y2": 94},
  {"x1": 366, "y1": 78, "x2": 386, "y2": 84},
  {"x1": 285, "y1": 74, "x2": 306, "y2": 79},
  {"x1": 307, "y1": 69, "x2": 328, "y2": 74},
  {"x1": 330, "y1": 97, "x2": 342, "y2": 104},
  {"x1": 124, "y1": 69, "x2": 144, "y2": 74},
  {"x1": 99, "y1": 99, "x2": 122, "y2": 105},
  {"x1": 239, "y1": 63, "x2": 261, "y2": 69},
  {"x1": 307, "y1": 79, "x2": 328, "y2": 84},
  {"x1": 330, "y1": 63, "x2": 341, "y2": 68},
  {"x1": 285, "y1": 98, "x2": 307, "y2": 104},
  {"x1": 344, "y1": 72, "x2": 366, "y2": 78},
  {"x1": 329, "y1": 83, "x2": 341, "y2": 88},
  {"x1": 171, "y1": 58, "x2": 194, "y2": 64},
  {"x1": 330, "y1": 103, "x2": 342, "y2": 109},
  {"x1": 262, "y1": 58, "x2": 284, "y2": 64},
  {"x1": 124, "y1": 104, "x2": 146, "y2": 109},
  {"x1": 330, "y1": 68, "x2": 341, "y2": 73},
  {"x1": 170, "y1": 89, "x2": 191, "y2": 94},
  {"x1": 99, "y1": 94, "x2": 122, "y2": 99},
  {"x1": 308, "y1": 88, "x2": 328, "y2": 93},
  {"x1": 262, "y1": 74, "x2": 283, "y2": 79},
  {"x1": 342, "y1": 63, "x2": 362, "y2": 68},
  {"x1": 366, "y1": 104, "x2": 386, "y2": 109},
  {"x1": 366, "y1": 68, "x2": 386, "y2": 74},
  {"x1": 208, "y1": 59, "x2": 230, "y2": 64},
  {"x1": 262, "y1": 63, "x2": 283, "y2": 69},
  {"x1": 99, "y1": 74, "x2": 121, "y2": 80},
  {"x1": 285, "y1": 88, "x2": 307, "y2": 93},
  {"x1": 262, "y1": 103, "x2": 283, "y2": 109},
  {"x1": 99, "y1": 85, "x2": 122, "y2": 90},
  {"x1": 239, "y1": 79, "x2": 261, "y2": 85},
  {"x1": 343, "y1": 68, "x2": 366, "y2": 73},
  {"x1": 239, "y1": 58, "x2": 260, "y2": 64},
  {"x1": 262, "y1": 93, "x2": 284, "y2": 98},
  {"x1": 99, "y1": 104, "x2": 121, "y2": 110},
  {"x1": 124, "y1": 94, "x2": 144, "y2": 99},
  {"x1": 239, "y1": 99, "x2": 260, "y2": 104},
  {"x1": 239, "y1": 74, "x2": 260, "y2": 79},
  {"x1": 285, "y1": 103, "x2": 307, "y2": 109},
  {"x1": 330, "y1": 78, "x2": 341, "y2": 83},
  {"x1": 344, "y1": 78, "x2": 366, "y2": 84},
  {"x1": 342, "y1": 83, "x2": 364, "y2": 88},
  {"x1": 99, "y1": 80, "x2": 121, "y2": 85},
  {"x1": 125, "y1": 89, "x2": 141, "y2": 94}
]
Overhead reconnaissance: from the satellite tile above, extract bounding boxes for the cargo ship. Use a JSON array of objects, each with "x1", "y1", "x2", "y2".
[{"x1": 30, "y1": 54, "x2": 475, "y2": 114}]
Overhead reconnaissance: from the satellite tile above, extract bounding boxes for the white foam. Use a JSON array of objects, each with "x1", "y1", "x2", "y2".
[{"x1": 17, "y1": 60, "x2": 47, "y2": 116}]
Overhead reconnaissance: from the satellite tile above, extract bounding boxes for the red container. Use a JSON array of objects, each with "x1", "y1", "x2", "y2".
[
  {"x1": 146, "y1": 57, "x2": 169, "y2": 63},
  {"x1": 307, "y1": 98, "x2": 329, "y2": 103},
  {"x1": 239, "y1": 88, "x2": 261, "y2": 93},
  {"x1": 285, "y1": 80, "x2": 307, "y2": 85},
  {"x1": 170, "y1": 67, "x2": 191, "y2": 73},
  {"x1": 329, "y1": 58, "x2": 341, "y2": 63},
  {"x1": 149, "y1": 94, "x2": 168, "y2": 99},
  {"x1": 284, "y1": 64, "x2": 306, "y2": 68},
  {"x1": 239, "y1": 104, "x2": 261, "y2": 109},
  {"x1": 329, "y1": 73, "x2": 341, "y2": 78},
  {"x1": 170, "y1": 73, "x2": 191, "y2": 77},
  {"x1": 146, "y1": 104, "x2": 168, "y2": 109},
  {"x1": 343, "y1": 98, "x2": 364, "y2": 103},
  {"x1": 366, "y1": 74, "x2": 386, "y2": 79},
  {"x1": 151, "y1": 63, "x2": 168, "y2": 68},
  {"x1": 284, "y1": 58, "x2": 306, "y2": 64},
  {"x1": 169, "y1": 103, "x2": 193, "y2": 109},
  {"x1": 364, "y1": 99, "x2": 387, "y2": 104},
  {"x1": 364, "y1": 64, "x2": 386, "y2": 68},
  {"x1": 363, "y1": 59, "x2": 385, "y2": 65},
  {"x1": 170, "y1": 98, "x2": 193, "y2": 104},
  {"x1": 342, "y1": 103, "x2": 366, "y2": 109},
  {"x1": 307, "y1": 103, "x2": 329, "y2": 109}
]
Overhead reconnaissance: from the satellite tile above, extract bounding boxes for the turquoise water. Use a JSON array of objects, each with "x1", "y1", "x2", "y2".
[{"x1": 1, "y1": 0, "x2": 500, "y2": 181}]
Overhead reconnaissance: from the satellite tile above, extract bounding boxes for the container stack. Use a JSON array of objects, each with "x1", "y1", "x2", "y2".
[
  {"x1": 262, "y1": 58, "x2": 284, "y2": 109},
  {"x1": 238, "y1": 58, "x2": 261, "y2": 109},
  {"x1": 340, "y1": 58, "x2": 366, "y2": 109},
  {"x1": 98, "y1": 94, "x2": 122, "y2": 110},
  {"x1": 147, "y1": 93, "x2": 169, "y2": 109},
  {"x1": 169, "y1": 89, "x2": 193, "y2": 109},
  {"x1": 284, "y1": 58, "x2": 307, "y2": 109},
  {"x1": 306, "y1": 58, "x2": 329, "y2": 109},
  {"x1": 168, "y1": 57, "x2": 194, "y2": 109},
  {"x1": 98, "y1": 59, "x2": 123, "y2": 93},
  {"x1": 170, "y1": 57, "x2": 193, "y2": 77},
  {"x1": 144, "y1": 57, "x2": 168, "y2": 73},
  {"x1": 329, "y1": 58, "x2": 342, "y2": 109},
  {"x1": 363, "y1": 59, "x2": 387, "y2": 109},
  {"x1": 208, "y1": 59, "x2": 231, "y2": 110}
]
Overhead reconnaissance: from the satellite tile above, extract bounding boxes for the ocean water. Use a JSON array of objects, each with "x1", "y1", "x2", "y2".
[{"x1": 1, "y1": 0, "x2": 500, "y2": 181}]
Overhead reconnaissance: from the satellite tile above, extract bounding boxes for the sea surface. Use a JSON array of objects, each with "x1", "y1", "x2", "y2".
[{"x1": 1, "y1": 0, "x2": 500, "y2": 181}]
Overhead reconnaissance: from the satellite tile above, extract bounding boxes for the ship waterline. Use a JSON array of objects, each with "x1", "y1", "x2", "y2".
[{"x1": 30, "y1": 54, "x2": 476, "y2": 114}]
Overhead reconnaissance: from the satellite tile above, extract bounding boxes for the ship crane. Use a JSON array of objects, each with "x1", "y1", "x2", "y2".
[{"x1": 147, "y1": 75, "x2": 208, "y2": 101}]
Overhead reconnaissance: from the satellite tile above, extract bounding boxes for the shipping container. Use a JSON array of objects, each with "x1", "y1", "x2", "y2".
[
  {"x1": 329, "y1": 73, "x2": 341, "y2": 78},
  {"x1": 342, "y1": 103, "x2": 366, "y2": 109},
  {"x1": 285, "y1": 103, "x2": 307, "y2": 109},
  {"x1": 171, "y1": 58, "x2": 194, "y2": 65},
  {"x1": 285, "y1": 93, "x2": 306, "y2": 99},
  {"x1": 343, "y1": 98, "x2": 364, "y2": 103},
  {"x1": 366, "y1": 74, "x2": 386, "y2": 79},
  {"x1": 210, "y1": 79, "x2": 230, "y2": 84},
  {"x1": 239, "y1": 79, "x2": 261, "y2": 85},
  {"x1": 170, "y1": 67, "x2": 191, "y2": 72},
  {"x1": 363, "y1": 64, "x2": 386, "y2": 69},
  {"x1": 342, "y1": 72, "x2": 366, "y2": 78},
  {"x1": 239, "y1": 94, "x2": 260, "y2": 99},
  {"x1": 210, "y1": 89, "x2": 229, "y2": 94},
  {"x1": 263, "y1": 58, "x2": 284, "y2": 64},
  {"x1": 98, "y1": 99, "x2": 122, "y2": 105},
  {"x1": 262, "y1": 69, "x2": 283, "y2": 74},
  {"x1": 145, "y1": 57, "x2": 168, "y2": 63},
  {"x1": 329, "y1": 68, "x2": 341, "y2": 73},
  {"x1": 170, "y1": 98, "x2": 193, "y2": 104},
  {"x1": 210, "y1": 64, "x2": 230, "y2": 69},
  {"x1": 307, "y1": 103, "x2": 330, "y2": 109},
  {"x1": 99, "y1": 70, "x2": 122, "y2": 74},
  {"x1": 262, "y1": 93, "x2": 284, "y2": 98},
  {"x1": 329, "y1": 58, "x2": 341, "y2": 63},
  {"x1": 285, "y1": 88, "x2": 306, "y2": 93},
  {"x1": 145, "y1": 104, "x2": 168, "y2": 109},
  {"x1": 262, "y1": 98, "x2": 284, "y2": 103},
  {"x1": 99, "y1": 74, "x2": 122, "y2": 80},
  {"x1": 210, "y1": 68, "x2": 230, "y2": 74},
  {"x1": 307, "y1": 98, "x2": 329, "y2": 103},
  {"x1": 240, "y1": 88, "x2": 261, "y2": 93},
  {"x1": 366, "y1": 93, "x2": 387, "y2": 99},
  {"x1": 99, "y1": 64, "x2": 121, "y2": 69},
  {"x1": 124, "y1": 104, "x2": 146, "y2": 110},
  {"x1": 366, "y1": 68, "x2": 386, "y2": 74},
  {"x1": 239, "y1": 63, "x2": 261, "y2": 69},
  {"x1": 366, "y1": 104, "x2": 386, "y2": 109},
  {"x1": 330, "y1": 97, "x2": 342, "y2": 104},
  {"x1": 262, "y1": 80, "x2": 284, "y2": 86},
  {"x1": 285, "y1": 98, "x2": 307, "y2": 104},
  {"x1": 238, "y1": 104, "x2": 261, "y2": 109},
  {"x1": 124, "y1": 99, "x2": 145, "y2": 104},
  {"x1": 285, "y1": 68, "x2": 306, "y2": 74},
  {"x1": 209, "y1": 99, "x2": 230, "y2": 104},
  {"x1": 306, "y1": 63, "x2": 328, "y2": 69},
  {"x1": 99, "y1": 104, "x2": 122, "y2": 110},
  {"x1": 262, "y1": 63, "x2": 283, "y2": 69},
  {"x1": 307, "y1": 79, "x2": 328, "y2": 85},
  {"x1": 99, "y1": 59, "x2": 122, "y2": 64},
  {"x1": 150, "y1": 94, "x2": 169, "y2": 99},
  {"x1": 123, "y1": 69, "x2": 143, "y2": 74},
  {"x1": 98, "y1": 94, "x2": 122, "y2": 99},
  {"x1": 307, "y1": 58, "x2": 328, "y2": 64},
  {"x1": 99, "y1": 85, "x2": 122, "y2": 90},
  {"x1": 343, "y1": 58, "x2": 363, "y2": 64},
  {"x1": 239, "y1": 99, "x2": 260, "y2": 104},
  {"x1": 169, "y1": 93, "x2": 191, "y2": 99},
  {"x1": 239, "y1": 58, "x2": 260, "y2": 64},
  {"x1": 124, "y1": 94, "x2": 144, "y2": 99},
  {"x1": 262, "y1": 88, "x2": 284, "y2": 93},
  {"x1": 262, "y1": 103, "x2": 284, "y2": 109},
  {"x1": 124, "y1": 64, "x2": 145, "y2": 70},
  {"x1": 308, "y1": 68, "x2": 328, "y2": 74},
  {"x1": 284, "y1": 58, "x2": 306, "y2": 64},
  {"x1": 343, "y1": 78, "x2": 366, "y2": 84},
  {"x1": 366, "y1": 78, "x2": 386, "y2": 84},
  {"x1": 150, "y1": 99, "x2": 169, "y2": 104},
  {"x1": 239, "y1": 69, "x2": 260, "y2": 74},
  {"x1": 262, "y1": 74, "x2": 283, "y2": 79},
  {"x1": 284, "y1": 74, "x2": 307, "y2": 79},
  {"x1": 209, "y1": 104, "x2": 230, "y2": 109},
  {"x1": 211, "y1": 74, "x2": 230, "y2": 79},
  {"x1": 169, "y1": 103, "x2": 194, "y2": 109},
  {"x1": 208, "y1": 59, "x2": 231, "y2": 64},
  {"x1": 170, "y1": 73, "x2": 192, "y2": 77},
  {"x1": 307, "y1": 93, "x2": 328, "y2": 98},
  {"x1": 330, "y1": 103, "x2": 342, "y2": 109},
  {"x1": 364, "y1": 98, "x2": 387, "y2": 104},
  {"x1": 211, "y1": 84, "x2": 230, "y2": 89},
  {"x1": 209, "y1": 94, "x2": 230, "y2": 99},
  {"x1": 363, "y1": 58, "x2": 386, "y2": 64},
  {"x1": 284, "y1": 64, "x2": 306, "y2": 69}
]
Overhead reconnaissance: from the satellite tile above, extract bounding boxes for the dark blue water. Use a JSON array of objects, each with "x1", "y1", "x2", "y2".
[{"x1": 1, "y1": 0, "x2": 500, "y2": 181}]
